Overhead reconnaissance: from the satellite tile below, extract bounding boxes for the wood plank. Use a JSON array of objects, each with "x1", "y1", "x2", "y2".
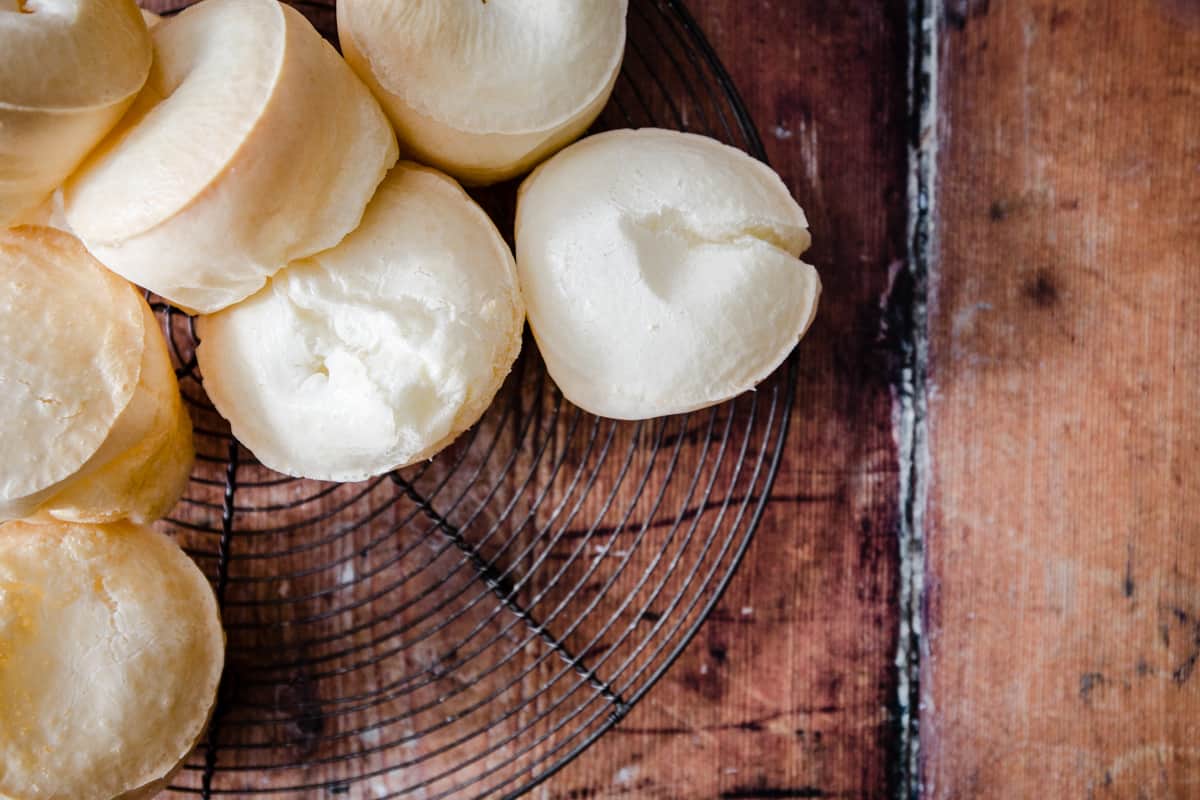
[
  {"x1": 926, "y1": 1, "x2": 1200, "y2": 796},
  {"x1": 543, "y1": 2, "x2": 911, "y2": 797}
]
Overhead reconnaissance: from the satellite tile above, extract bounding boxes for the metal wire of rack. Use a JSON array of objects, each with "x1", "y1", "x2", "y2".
[{"x1": 151, "y1": 1, "x2": 799, "y2": 797}]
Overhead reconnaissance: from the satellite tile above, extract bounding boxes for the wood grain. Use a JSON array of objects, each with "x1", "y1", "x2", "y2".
[
  {"x1": 542, "y1": 2, "x2": 911, "y2": 798},
  {"x1": 926, "y1": 1, "x2": 1200, "y2": 796}
]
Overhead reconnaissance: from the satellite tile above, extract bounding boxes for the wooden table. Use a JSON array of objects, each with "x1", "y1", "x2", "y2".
[{"x1": 542, "y1": 2, "x2": 1200, "y2": 797}]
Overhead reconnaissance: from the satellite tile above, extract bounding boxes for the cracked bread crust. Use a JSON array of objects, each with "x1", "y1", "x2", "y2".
[{"x1": 0, "y1": 519, "x2": 223, "y2": 800}]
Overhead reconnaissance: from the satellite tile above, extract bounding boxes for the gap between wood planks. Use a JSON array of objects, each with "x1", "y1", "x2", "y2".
[{"x1": 892, "y1": 0, "x2": 939, "y2": 797}]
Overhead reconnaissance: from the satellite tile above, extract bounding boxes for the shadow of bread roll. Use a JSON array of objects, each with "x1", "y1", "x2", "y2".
[
  {"x1": 0, "y1": 0, "x2": 151, "y2": 226},
  {"x1": 0, "y1": 519, "x2": 224, "y2": 800},
  {"x1": 64, "y1": 0, "x2": 398, "y2": 314},
  {"x1": 0, "y1": 226, "x2": 193, "y2": 523},
  {"x1": 197, "y1": 162, "x2": 524, "y2": 481},
  {"x1": 338, "y1": 0, "x2": 626, "y2": 186},
  {"x1": 515, "y1": 129, "x2": 821, "y2": 420}
]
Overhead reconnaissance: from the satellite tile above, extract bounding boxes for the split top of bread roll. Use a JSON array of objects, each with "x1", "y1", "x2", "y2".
[
  {"x1": 0, "y1": 519, "x2": 224, "y2": 800},
  {"x1": 338, "y1": 0, "x2": 626, "y2": 184},
  {"x1": 197, "y1": 162, "x2": 524, "y2": 482},
  {"x1": 516, "y1": 128, "x2": 821, "y2": 420},
  {"x1": 64, "y1": 0, "x2": 398, "y2": 314},
  {"x1": 0, "y1": 226, "x2": 145, "y2": 502}
]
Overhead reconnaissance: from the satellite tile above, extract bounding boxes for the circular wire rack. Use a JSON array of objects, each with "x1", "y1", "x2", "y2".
[{"x1": 153, "y1": 1, "x2": 798, "y2": 797}]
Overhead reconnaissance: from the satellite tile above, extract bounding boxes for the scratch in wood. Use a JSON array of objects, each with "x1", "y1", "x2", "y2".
[
  {"x1": 555, "y1": 493, "x2": 839, "y2": 541},
  {"x1": 892, "y1": 0, "x2": 938, "y2": 798},
  {"x1": 1173, "y1": 646, "x2": 1200, "y2": 685},
  {"x1": 1177, "y1": 658, "x2": 1199, "y2": 684},
  {"x1": 1123, "y1": 541, "x2": 1135, "y2": 599},
  {"x1": 719, "y1": 787, "x2": 828, "y2": 799},
  {"x1": 612, "y1": 705, "x2": 843, "y2": 736}
]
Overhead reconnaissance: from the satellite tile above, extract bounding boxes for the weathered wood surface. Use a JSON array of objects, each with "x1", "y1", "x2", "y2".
[
  {"x1": 925, "y1": 1, "x2": 1200, "y2": 797},
  {"x1": 543, "y1": 2, "x2": 911, "y2": 798}
]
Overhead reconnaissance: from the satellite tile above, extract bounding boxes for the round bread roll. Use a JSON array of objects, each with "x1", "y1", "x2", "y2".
[
  {"x1": 197, "y1": 162, "x2": 524, "y2": 481},
  {"x1": 0, "y1": 226, "x2": 144, "y2": 516},
  {"x1": 42, "y1": 302, "x2": 195, "y2": 525},
  {"x1": 0, "y1": 226, "x2": 193, "y2": 523},
  {"x1": 0, "y1": 519, "x2": 224, "y2": 800},
  {"x1": 63, "y1": 0, "x2": 399, "y2": 314},
  {"x1": 515, "y1": 129, "x2": 821, "y2": 420},
  {"x1": 338, "y1": 0, "x2": 626, "y2": 186},
  {"x1": 0, "y1": 0, "x2": 151, "y2": 226}
]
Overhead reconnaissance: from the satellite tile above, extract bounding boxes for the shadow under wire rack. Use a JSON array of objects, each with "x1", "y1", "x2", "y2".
[{"x1": 150, "y1": 1, "x2": 799, "y2": 797}]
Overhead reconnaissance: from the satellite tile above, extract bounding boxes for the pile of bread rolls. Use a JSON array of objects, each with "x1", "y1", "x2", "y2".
[{"x1": 0, "y1": 0, "x2": 819, "y2": 797}]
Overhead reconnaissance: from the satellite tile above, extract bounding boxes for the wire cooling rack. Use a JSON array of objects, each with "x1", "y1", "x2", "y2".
[{"x1": 152, "y1": 1, "x2": 797, "y2": 797}]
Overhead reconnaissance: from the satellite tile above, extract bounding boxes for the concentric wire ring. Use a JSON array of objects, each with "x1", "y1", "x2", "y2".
[{"x1": 152, "y1": 1, "x2": 798, "y2": 796}]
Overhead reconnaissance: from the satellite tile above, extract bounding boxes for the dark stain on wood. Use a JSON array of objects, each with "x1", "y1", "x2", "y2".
[
  {"x1": 946, "y1": 0, "x2": 992, "y2": 30},
  {"x1": 1168, "y1": 609, "x2": 1200, "y2": 684},
  {"x1": 1079, "y1": 672, "x2": 1105, "y2": 703},
  {"x1": 1022, "y1": 270, "x2": 1060, "y2": 309},
  {"x1": 988, "y1": 197, "x2": 1031, "y2": 222},
  {"x1": 556, "y1": 493, "x2": 839, "y2": 541},
  {"x1": 1159, "y1": 0, "x2": 1200, "y2": 25},
  {"x1": 719, "y1": 787, "x2": 828, "y2": 799},
  {"x1": 1123, "y1": 543, "x2": 1135, "y2": 599},
  {"x1": 272, "y1": 672, "x2": 325, "y2": 754},
  {"x1": 1172, "y1": 655, "x2": 1198, "y2": 685},
  {"x1": 680, "y1": 663, "x2": 726, "y2": 703},
  {"x1": 1049, "y1": 7, "x2": 1075, "y2": 31},
  {"x1": 880, "y1": 257, "x2": 919, "y2": 385},
  {"x1": 612, "y1": 707, "x2": 841, "y2": 737}
]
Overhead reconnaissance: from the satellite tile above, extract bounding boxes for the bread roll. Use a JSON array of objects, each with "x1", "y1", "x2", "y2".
[
  {"x1": 17, "y1": 190, "x2": 70, "y2": 233},
  {"x1": 0, "y1": 0, "x2": 151, "y2": 226},
  {"x1": 0, "y1": 227, "x2": 193, "y2": 523},
  {"x1": 197, "y1": 162, "x2": 524, "y2": 481},
  {"x1": 338, "y1": 0, "x2": 626, "y2": 186},
  {"x1": 41, "y1": 302, "x2": 194, "y2": 525},
  {"x1": 0, "y1": 519, "x2": 224, "y2": 800},
  {"x1": 515, "y1": 129, "x2": 821, "y2": 420},
  {"x1": 64, "y1": 0, "x2": 399, "y2": 314}
]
